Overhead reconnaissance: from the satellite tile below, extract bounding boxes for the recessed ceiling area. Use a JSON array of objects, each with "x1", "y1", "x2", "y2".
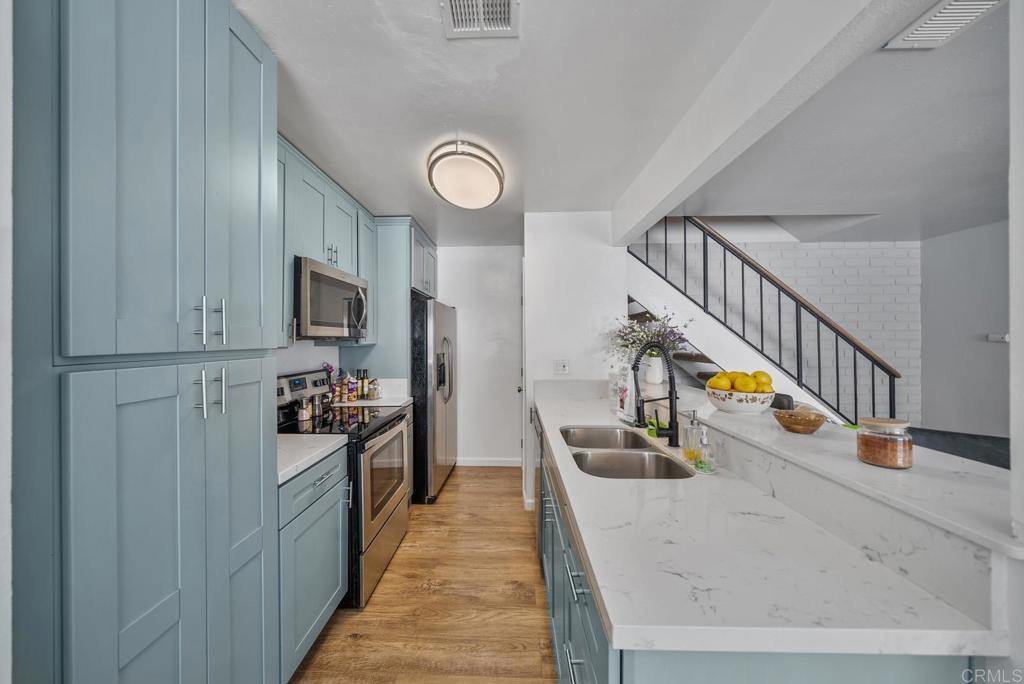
[
  {"x1": 675, "y1": 3, "x2": 1008, "y2": 243},
  {"x1": 234, "y1": 0, "x2": 772, "y2": 245}
]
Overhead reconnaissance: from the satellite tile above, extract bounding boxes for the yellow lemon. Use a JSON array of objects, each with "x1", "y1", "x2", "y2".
[
  {"x1": 733, "y1": 375, "x2": 757, "y2": 393},
  {"x1": 707, "y1": 374, "x2": 732, "y2": 391},
  {"x1": 752, "y1": 370, "x2": 773, "y2": 385},
  {"x1": 725, "y1": 371, "x2": 745, "y2": 381},
  {"x1": 756, "y1": 382, "x2": 774, "y2": 394}
]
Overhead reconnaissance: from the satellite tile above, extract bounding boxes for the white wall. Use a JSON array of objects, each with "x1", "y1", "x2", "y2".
[
  {"x1": 921, "y1": 221, "x2": 1009, "y2": 437},
  {"x1": 523, "y1": 212, "x2": 627, "y2": 505},
  {"x1": 0, "y1": 0, "x2": 12, "y2": 675},
  {"x1": 437, "y1": 246, "x2": 523, "y2": 467}
]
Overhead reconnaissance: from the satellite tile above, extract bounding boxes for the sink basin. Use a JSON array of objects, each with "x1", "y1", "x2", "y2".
[
  {"x1": 572, "y1": 450, "x2": 693, "y2": 479},
  {"x1": 560, "y1": 427, "x2": 652, "y2": 450}
]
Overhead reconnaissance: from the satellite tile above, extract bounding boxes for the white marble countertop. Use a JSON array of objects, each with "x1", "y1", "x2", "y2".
[
  {"x1": 330, "y1": 396, "x2": 413, "y2": 408},
  {"x1": 277, "y1": 433, "x2": 348, "y2": 485},
  {"x1": 646, "y1": 384, "x2": 1023, "y2": 559},
  {"x1": 535, "y1": 393, "x2": 1009, "y2": 655}
]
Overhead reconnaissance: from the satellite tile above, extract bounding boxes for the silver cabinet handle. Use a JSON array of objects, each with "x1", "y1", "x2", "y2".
[
  {"x1": 564, "y1": 555, "x2": 587, "y2": 603},
  {"x1": 192, "y1": 295, "x2": 207, "y2": 345},
  {"x1": 211, "y1": 298, "x2": 226, "y2": 345},
  {"x1": 312, "y1": 472, "x2": 332, "y2": 488},
  {"x1": 193, "y1": 369, "x2": 208, "y2": 419},
  {"x1": 563, "y1": 643, "x2": 584, "y2": 684},
  {"x1": 220, "y1": 298, "x2": 227, "y2": 345},
  {"x1": 211, "y1": 367, "x2": 226, "y2": 414},
  {"x1": 344, "y1": 480, "x2": 354, "y2": 509}
]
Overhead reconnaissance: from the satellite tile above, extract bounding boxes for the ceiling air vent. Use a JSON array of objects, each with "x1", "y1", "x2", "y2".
[
  {"x1": 442, "y1": 0, "x2": 519, "y2": 39},
  {"x1": 885, "y1": 0, "x2": 1005, "y2": 49}
]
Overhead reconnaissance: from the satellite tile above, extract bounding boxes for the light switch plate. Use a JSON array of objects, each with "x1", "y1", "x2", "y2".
[{"x1": 554, "y1": 359, "x2": 569, "y2": 375}]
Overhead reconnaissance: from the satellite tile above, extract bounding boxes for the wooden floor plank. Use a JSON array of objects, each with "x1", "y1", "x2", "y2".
[{"x1": 292, "y1": 466, "x2": 556, "y2": 683}]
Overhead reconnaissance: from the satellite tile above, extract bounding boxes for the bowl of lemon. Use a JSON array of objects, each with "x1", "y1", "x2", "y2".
[{"x1": 706, "y1": 370, "x2": 776, "y2": 414}]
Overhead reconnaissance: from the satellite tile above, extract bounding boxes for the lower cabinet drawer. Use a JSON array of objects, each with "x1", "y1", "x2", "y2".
[
  {"x1": 279, "y1": 448, "x2": 346, "y2": 528},
  {"x1": 279, "y1": 477, "x2": 350, "y2": 683}
]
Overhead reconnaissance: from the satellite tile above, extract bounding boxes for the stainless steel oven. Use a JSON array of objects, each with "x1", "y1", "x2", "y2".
[
  {"x1": 360, "y1": 418, "x2": 409, "y2": 547},
  {"x1": 294, "y1": 256, "x2": 368, "y2": 339},
  {"x1": 357, "y1": 415, "x2": 410, "y2": 606}
]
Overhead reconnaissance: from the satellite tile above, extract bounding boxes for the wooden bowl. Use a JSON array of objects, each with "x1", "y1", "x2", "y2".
[
  {"x1": 706, "y1": 386, "x2": 775, "y2": 414},
  {"x1": 773, "y1": 408, "x2": 827, "y2": 434}
]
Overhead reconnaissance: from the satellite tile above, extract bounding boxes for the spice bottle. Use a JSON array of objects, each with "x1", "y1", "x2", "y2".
[{"x1": 857, "y1": 418, "x2": 913, "y2": 469}]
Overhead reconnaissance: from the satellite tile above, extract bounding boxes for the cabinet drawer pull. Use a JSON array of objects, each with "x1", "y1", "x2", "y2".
[
  {"x1": 312, "y1": 473, "x2": 332, "y2": 488},
  {"x1": 193, "y1": 369, "x2": 208, "y2": 419},
  {"x1": 564, "y1": 555, "x2": 587, "y2": 603},
  {"x1": 211, "y1": 367, "x2": 227, "y2": 414},
  {"x1": 563, "y1": 643, "x2": 584, "y2": 684},
  {"x1": 192, "y1": 295, "x2": 207, "y2": 345},
  {"x1": 343, "y1": 481, "x2": 353, "y2": 509}
]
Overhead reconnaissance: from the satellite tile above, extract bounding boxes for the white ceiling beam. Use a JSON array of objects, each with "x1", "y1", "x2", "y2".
[{"x1": 609, "y1": 0, "x2": 939, "y2": 247}]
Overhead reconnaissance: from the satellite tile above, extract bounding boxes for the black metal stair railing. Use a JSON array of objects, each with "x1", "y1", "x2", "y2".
[{"x1": 629, "y1": 216, "x2": 901, "y2": 424}]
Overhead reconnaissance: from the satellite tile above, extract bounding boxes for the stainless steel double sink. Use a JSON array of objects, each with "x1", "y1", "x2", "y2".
[{"x1": 559, "y1": 427, "x2": 693, "y2": 480}]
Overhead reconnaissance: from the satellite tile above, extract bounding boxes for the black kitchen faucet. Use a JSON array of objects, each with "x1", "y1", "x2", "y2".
[{"x1": 631, "y1": 341, "x2": 680, "y2": 448}]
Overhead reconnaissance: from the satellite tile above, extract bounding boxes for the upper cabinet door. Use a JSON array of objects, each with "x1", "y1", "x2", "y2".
[
  {"x1": 325, "y1": 189, "x2": 358, "y2": 274},
  {"x1": 206, "y1": 6, "x2": 279, "y2": 352},
  {"x1": 61, "y1": 0, "x2": 209, "y2": 356},
  {"x1": 411, "y1": 232, "x2": 426, "y2": 294},
  {"x1": 204, "y1": 357, "x2": 279, "y2": 684},
  {"x1": 283, "y1": 155, "x2": 328, "y2": 339},
  {"x1": 276, "y1": 142, "x2": 288, "y2": 347},
  {"x1": 424, "y1": 247, "x2": 438, "y2": 297},
  {"x1": 358, "y1": 211, "x2": 378, "y2": 344},
  {"x1": 63, "y1": 364, "x2": 207, "y2": 683}
]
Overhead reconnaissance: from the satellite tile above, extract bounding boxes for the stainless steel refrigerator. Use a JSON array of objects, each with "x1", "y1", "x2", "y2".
[{"x1": 411, "y1": 295, "x2": 457, "y2": 503}]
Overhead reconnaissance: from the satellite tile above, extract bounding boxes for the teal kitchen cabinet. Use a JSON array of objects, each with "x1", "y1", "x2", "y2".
[
  {"x1": 281, "y1": 149, "x2": 326, "y2": 341},
  {"x1": 278, "y1": 138, "x2": 375, "y2": 344},
  {"x1": 279, "y1": 473, "x2": 352, "y2": 682},
  {"x1": 357, "y1": 210, "x2": 379, "y2": 344},
  {"x1": 61, "y1": 0, "x2": 207, "y2": 356},
  {"x1": 204, "y1": 357, "x2": 280, "y2": 684},
  {"x1": 61, "y1": 0, "x2": 278, "y2": 357},
  {"x1": 410, "y1": 223, "x2": 438, "y2": 298},
  {"x1": 63, "y1": 359, "x2": 279, "y2": 683},
  {"x1": 326, "y1": 188, "x2": 359, "y2": 274},
  {"x1": 63, "y1": 365, "x2": 207, "y2": 683},
  {"x1": 207, "y1": 7, "x2": 280, "y2": 352}
]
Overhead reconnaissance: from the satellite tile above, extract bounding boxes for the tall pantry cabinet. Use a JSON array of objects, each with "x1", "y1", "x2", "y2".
[{"x1": 59, "y1": 1, "x2": 281, "y2": 683}]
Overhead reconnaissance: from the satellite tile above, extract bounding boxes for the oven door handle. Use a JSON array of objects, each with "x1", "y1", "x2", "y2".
[{"x1": 362, "y1": 418, "x2": 407, "y2": 454}]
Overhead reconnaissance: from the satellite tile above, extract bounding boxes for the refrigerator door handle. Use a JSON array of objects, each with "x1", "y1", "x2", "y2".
[{"x1": 443, "y1": 337, "x2": 454, "y2": 403}]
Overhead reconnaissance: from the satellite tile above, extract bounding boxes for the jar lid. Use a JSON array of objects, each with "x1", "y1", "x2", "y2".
[{"x1": 860, "y1": 417, "x2": 910, "y2": 432}]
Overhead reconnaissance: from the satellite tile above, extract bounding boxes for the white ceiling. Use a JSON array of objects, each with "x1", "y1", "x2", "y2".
[
  {"x1": 234, "y1": 0, "x2": 772, "y2": 245},
  {"x1": 675, "y1": 3, "x2": 1009, "y2": 242}
]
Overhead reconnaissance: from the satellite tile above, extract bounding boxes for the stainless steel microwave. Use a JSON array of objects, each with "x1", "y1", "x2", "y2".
[{"x1": 294, "y1": 256, "x2": 368, "y2": 339}]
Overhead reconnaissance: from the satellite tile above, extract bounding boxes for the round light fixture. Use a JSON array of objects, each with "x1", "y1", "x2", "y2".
[{"x1": 427, "y1": 140, "x2": 504, "y2": 210}]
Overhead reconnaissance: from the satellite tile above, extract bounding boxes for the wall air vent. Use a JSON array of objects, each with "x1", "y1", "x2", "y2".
[
  {"x1": 884, "y1": 0, "x2": 1005, "y2": 49},
  {"x1": 442, "y1": 0, "x2": 519, "y2": 39}
]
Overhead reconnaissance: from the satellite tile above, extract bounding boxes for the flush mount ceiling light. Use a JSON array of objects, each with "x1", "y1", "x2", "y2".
[{"x1": 427, "y1": 140, "x2": 504, "y2": 210}]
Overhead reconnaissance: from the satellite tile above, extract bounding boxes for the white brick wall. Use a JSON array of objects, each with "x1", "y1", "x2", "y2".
[{"x1": 640, "y1": 238, "x2": 922, "y2": 424}]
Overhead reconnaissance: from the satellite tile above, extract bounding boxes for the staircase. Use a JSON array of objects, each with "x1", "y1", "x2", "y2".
[{"x1": 628, "y1": 216, "x2": 901, "y2": 424}]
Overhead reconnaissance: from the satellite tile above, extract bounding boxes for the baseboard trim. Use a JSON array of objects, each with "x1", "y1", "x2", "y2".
[{"x1": 456, "y1": 457, "x2": 522, "y2": 467}]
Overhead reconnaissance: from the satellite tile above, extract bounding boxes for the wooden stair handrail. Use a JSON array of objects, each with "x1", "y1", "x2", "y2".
[{"x1": 686, "y1": 216, "x2": 902, "y2": 379}]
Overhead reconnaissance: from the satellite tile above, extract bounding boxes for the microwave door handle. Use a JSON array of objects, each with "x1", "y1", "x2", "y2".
[
  {"x1": 355, "y1": 287, "x2": 368, "y2": 329},
  {"x1": 436, "y1": 353, "x2": 445, "y2": 390}
]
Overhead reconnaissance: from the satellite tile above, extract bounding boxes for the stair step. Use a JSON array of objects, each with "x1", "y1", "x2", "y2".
[{"x1": 672, "y1": 351, "x2": 715, "y2": 365}]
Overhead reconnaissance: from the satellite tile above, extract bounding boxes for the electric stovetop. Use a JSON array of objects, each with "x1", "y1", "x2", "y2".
[{"x1": 277, "y1": 404, "x2": 406, "y2": 440}]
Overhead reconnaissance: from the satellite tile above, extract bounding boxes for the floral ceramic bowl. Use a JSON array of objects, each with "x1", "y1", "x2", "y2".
[{"x1": 706, "y1": 386, "x2": 775, "y2": 414}]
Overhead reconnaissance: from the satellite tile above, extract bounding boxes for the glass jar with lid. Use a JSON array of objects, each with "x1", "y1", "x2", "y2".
[{"x1": 857, "y1": 418, "x2": 913, "y2": 469}]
